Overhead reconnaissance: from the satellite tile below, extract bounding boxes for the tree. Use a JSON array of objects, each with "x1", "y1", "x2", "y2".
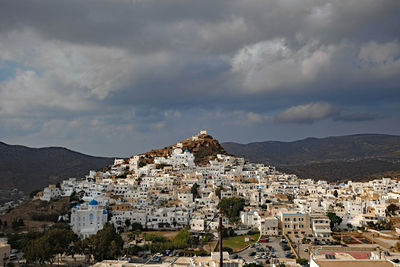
[
  {"x1": 131, "y1": 222, "x2": 143, "y2": 231},
  {"x1": 215, "y1": 185, "x2": 223, "y2": 199},
  {"x1": 327, "y1": 212, "x2": 342, "y2": 230},
  {"x1": 296, "y1": 258, "x2": 309, "y2": 265},
  {"x1": 386, "y1": 203, "x2": 399, "y2": 216},
  {"x1": 125, "y1": 219, "x2": 131, "y2": 229},
  {"x1": 243, "y1": 264, "x2": 263, "y2": 267},
  {"x1": 217, "y1": 197, "x2": 246, "y2": 223},
  {"x1": 47, "y1": 225, "x2": 77, "y2": 263},
  {"x1": 191, "y1": 183, "x2": 200, "y2": 201},
  {"x1": 29, "y1": 189, "x2": 41, "y2": 199},
  {"x1": 333, "y1": 190, "x2": 338, "y2": 198},
  {"x1": 89, "y1": 223, "x2": 124, "y2": 261},
  {"x1": 347, "y1": 223, "x2": 353, "y2": 231},
  {"x1": 23, "y1": 224, "x2": 77, "y2": 264},
  {"x1": 396, "y1": 241, "x2": 400, "y2": 252}
]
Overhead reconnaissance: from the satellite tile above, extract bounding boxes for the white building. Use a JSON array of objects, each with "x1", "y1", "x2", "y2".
[
  {"x1": 260, "y1": 216, "x2": 279, "y2": 236},
  {"x1": 154, "y1": 148, "x2": 195, "y2": 167},
  {"x1": 190, "y1": 219, "x2": 205, "y2": 232},
  {"x1": 70, "y1": 200, "x2": 108, "y2": 238},
  {"x1": 311, "y1": 215, "x2": 332, "y2": 241},
  {"x1": 40, "y1": 184, "x2": 61, "y2": 201}
]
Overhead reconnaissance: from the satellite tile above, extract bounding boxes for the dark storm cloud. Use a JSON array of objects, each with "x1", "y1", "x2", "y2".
[{"x1": 0, "y1": 0, "x2": 399, "y2": 156}]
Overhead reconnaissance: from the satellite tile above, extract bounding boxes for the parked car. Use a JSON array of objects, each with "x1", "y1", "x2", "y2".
[{"x1": 151, "y1": 256, "x2": 161, "y2": 262}]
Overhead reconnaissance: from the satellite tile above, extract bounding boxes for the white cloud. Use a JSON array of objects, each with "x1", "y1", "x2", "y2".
[
  {"x1": 358, "y1": 41, "x2": 400, "y2": 77},
  {"x1": 232, "y1": 38, "x2": 400, "y2": 93},
  {"x1": 231, "y1": 38, "x2": 334, "y2": 92},
  {"x1": 0, "y1": 69, "x2": 89, "y2": 115},
  {"x1": 0, "y1": 29, "x2": 176, "y2": 115},
  {"x1": 276, "y1": 102, "x2": 339, "y2": 124}
]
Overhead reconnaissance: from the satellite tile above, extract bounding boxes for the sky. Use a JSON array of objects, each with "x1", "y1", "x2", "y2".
[{"x1": 0, "y1": 0, "x2": 400, "y2": 157}]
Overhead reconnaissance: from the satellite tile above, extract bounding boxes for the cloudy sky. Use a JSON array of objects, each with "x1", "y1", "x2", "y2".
[{"x1": 0, "y1": 0, "x2": 400, "y2": 157}]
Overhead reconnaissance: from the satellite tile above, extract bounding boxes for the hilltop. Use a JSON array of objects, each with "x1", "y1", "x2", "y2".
[
  {"x1": 140, "y1": 131, "x2": 230, "y2": 166},
  {"x1": 0, "y1": 132, "x2": 229, "y2": 194},
  {"x1": 0, "y1": 142, "x2": 113, "y2": 193},
  {"x1": 222, "y1": 134, "x2": 400, "y2": 182}
]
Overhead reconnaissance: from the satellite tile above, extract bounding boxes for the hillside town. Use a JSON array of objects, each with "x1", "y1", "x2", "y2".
[{"x1": 2, "y1": 131, "x2": 400, "y2": 267}]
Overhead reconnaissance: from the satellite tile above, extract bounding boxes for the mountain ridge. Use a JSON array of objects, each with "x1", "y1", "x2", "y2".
[
  {"x1": 222, "y1": 133, "x2": 400, "y2": 182},
  {"x1": 0, "y1": 141, "x2": 114, "y2": 192}
]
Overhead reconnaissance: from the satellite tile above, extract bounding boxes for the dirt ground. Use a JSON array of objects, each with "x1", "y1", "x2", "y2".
[
  {"x1": 142, "y1": 230, "x2": 180, "y2": 239},
  {"x1": 0, "y1": 197, "x2": 70, "y2": 234}
]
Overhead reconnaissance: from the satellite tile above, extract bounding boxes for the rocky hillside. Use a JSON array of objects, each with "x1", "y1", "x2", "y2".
[
  {"x1": 141, "y1": 133, "x2": 230, "y2": 166},
  {"x1": 0, "y1": 142, "x2": 113, "y2": 193},
  {"x1": 222, "y1": 134, "x2": 400, "y2": 182}
]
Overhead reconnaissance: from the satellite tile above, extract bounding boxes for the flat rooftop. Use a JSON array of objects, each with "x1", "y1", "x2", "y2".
[{"x1": 314, "y1": 260, "x2": 395, "y2": 267}]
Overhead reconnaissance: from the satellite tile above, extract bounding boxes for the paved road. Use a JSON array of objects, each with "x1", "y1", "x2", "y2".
[{"x1": 286, "y1": 234, "x2": 312, "y2": 259}]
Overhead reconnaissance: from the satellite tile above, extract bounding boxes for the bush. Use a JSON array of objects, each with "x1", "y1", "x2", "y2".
[
  {"x1": 247, "y1": 229, "x2": 259, "y2": 235},
  {"x1": 223, "y1": 247, "x2": 233, "y2": 253},
  {"x1": 146, "y1": 228, "x2": 191, "y2": 253},
  {"x1": 296, "y1": 258, "x2": 309, "y2": 265},
  {"x1": 145, "y1": 233, "x2": 169, "y2": 243},
  {"x1": 183, "y1": 249, "x2": 207, "y2": 256},
  {"x1": 202, "y1": 233, "x2": 214, "y2": 243},
  {"x1": 30, "y1": 213, "x2": 59, "y2": 222}
]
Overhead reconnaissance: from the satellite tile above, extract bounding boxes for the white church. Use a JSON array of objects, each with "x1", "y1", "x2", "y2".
[{"x1": 70, "y1": 200, "x2": 108, "y2": 238}]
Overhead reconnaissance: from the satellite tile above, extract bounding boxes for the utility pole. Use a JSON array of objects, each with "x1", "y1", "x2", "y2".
[
  {"x1": 219, "y1": 209, "x2": 223, "y2": 267},
  {"x1": 297, "y1": 239, "x2": 300, "y2": 258}
]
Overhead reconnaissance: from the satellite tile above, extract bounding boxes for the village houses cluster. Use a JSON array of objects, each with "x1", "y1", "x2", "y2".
[{"x1": 36, "y1": 131, "x2": 400, "y2": 244}]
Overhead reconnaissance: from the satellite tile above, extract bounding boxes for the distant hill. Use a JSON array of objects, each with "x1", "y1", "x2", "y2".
[
  {"x1": 0, "y1": 142, "x2": 113, "y2": 193},
  {"x1": 222, "y1": 134, "x2": 400, "y2": 182},
  {"x1": 141, "y1": 133, "x2": 230, "y2": 166}
]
